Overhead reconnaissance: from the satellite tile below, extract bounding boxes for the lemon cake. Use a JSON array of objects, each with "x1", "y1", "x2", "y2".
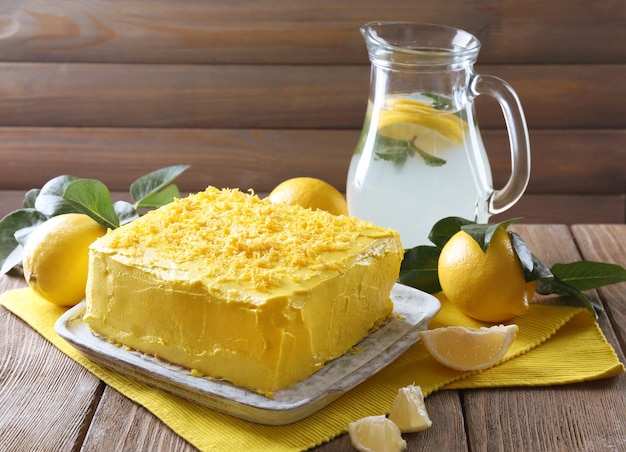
[{"x1": 83, "y1": 187, "x2": 403, "y2": 396}]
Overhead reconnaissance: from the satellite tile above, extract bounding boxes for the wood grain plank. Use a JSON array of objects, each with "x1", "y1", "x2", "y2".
[
  {"x1": 571, "y1": 224, "x2": 626, "y2": 353},
  {"x1": 462, "y1": 224, "x2": 626, "y2": 451},
  {"x1": 0, "y1": 281, "x2": 104, "y2": 451},
  {"x1": 0, "y1": 128, "x2": 623, "y2": 196},
  {"x1": 0, "y1": 63, "x2": 623, "y2": 129},
  {"x1": 81, "y1": 386, "x2": 196, "y2": 452},
  {"x1": 0, "y1": 63, "x2": 366, "y2": 129},
  {"x1": 0, "y1": 128, "x2": 358, "y2": 192},
  {"x1": 490, "y1": 194, "x2": 625, "y2": 225},
  {"x1": 0, "y1": 0, "x2": 623, "y2": 64},
  {"x1": 486, "y1": 130, "x2": 626, "y2": 195},
  {"x1": 464, "y1": 381, "x2": 626, "y2": 451}
]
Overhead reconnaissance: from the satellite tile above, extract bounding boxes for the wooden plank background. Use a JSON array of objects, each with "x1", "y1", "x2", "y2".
[{"x1": 0, "y1": 0, "x2": 624, "y2": 223}]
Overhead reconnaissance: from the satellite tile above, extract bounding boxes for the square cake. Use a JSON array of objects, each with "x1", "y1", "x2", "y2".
[{"x1": 84, "y1": 187, "x2": 403, "y2": 396}]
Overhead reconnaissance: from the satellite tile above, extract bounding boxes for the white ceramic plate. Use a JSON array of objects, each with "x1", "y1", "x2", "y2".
[{"x1": 55, "y1": 283, "x2": 440, "y2": 425}]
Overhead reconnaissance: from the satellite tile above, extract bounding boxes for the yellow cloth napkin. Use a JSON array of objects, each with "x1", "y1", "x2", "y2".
[{"x1": 2, "y1": 288, "x2": 623, "y2": 452}]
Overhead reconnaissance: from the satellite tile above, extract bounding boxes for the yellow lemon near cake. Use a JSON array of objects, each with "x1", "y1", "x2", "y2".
[
  {"x1": 267, "y1": 177, "x2": 349, "y2": 216},
  {"x1": 438, "y1": 227, "x2": 536, "y2": 323},
  {"x1": 420, "y1": 324, "x2": 519, "y2": 371},
  {"x1": 22, "y1": 213, "x2": 107, "y2": 307}
]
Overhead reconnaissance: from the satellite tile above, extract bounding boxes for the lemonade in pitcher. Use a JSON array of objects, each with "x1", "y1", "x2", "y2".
[
  {"x1": 347, "y1": 22, "x2": 531, "y2": 248},
  {"x1": 347, "y1": 94, "x2": 493, "y2": 247}
]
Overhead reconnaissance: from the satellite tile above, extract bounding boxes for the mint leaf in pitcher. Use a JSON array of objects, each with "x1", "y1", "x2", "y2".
[
  {"x1": 374, "y1": 136, "x2": 413, "y2": 167},
  {"x1": 408, "y1": 138, "x2": 446, "y2": 167},
  {"x1": 374, "y1": 135, "x2": 446, "y2": 168}
]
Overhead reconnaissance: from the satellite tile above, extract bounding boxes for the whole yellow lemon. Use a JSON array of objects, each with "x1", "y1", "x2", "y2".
[
  {"x1": 267, "y1": 177, "x2": 349, "y2": 216},
  {"x1": 22, "y1": 213, "x2": 107, "y2": 306},
  {"x1": 438, "y1": 227, "x2": 536, "y2": 323}
]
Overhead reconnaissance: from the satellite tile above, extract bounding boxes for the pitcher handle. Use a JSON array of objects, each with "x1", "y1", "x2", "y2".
[{"x1": 470, "y1": 74, "x2": 531, "y2": 215}]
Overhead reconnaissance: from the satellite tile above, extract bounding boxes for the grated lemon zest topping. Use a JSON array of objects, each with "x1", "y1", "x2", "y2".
[{"x1": 104, "y1": 187, "x2": 397, "y2": 290}]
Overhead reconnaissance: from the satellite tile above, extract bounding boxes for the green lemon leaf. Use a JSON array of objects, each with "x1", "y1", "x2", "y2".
[
  {"x1": 114, "y1": 201, "x2": 139, "y2": 226},
  {"x1": 534, "y1": 259, "x2": 626, "y2": 317},
  {"x1": 397, "y1": 245, "x2": 441, "y2": 294},
  {"x1": 23, "y1": 188, "x2": 40, "y2": 208},
  {"x1": 13, "y1": 224, "x2": 40, "y2": 247},
  {"x1": 0, "y1": 208, "x2": 48, "y2": 274},
  {"x1": 63, "y1": 179, "x2": 120, "y2": 229},
  {"x1": 536, "y1": 277, "x2": 602, "y2": 317},
  {"x1": 510, "y1": 231, "x2": 553, "y2": 282},
  {"x1": 461, "y1": 217, "x2": 523, "y2": 252},
  {"x1": 510, "y1": 231, "x2": 534, "y2": 275},
  {"x1": 0, "y1": 246, "x2": 23, "y2": 275},
  {"x1": 427, "y1": 216, "x2": 475, "y2": 248},
  {"x1": 135, "y1": 184, "x2": 181, "y2": 209},
  {"x1": 130, "y1": 165, "x2": 189, "y2": 206},
  {"x1": 34, "y1": 175, "x2": 81, "y2": 216},
  {"x1": 460, "y1": 223, "x2": 497, "y2": 252},
  {"x1": 550, "y1": 261, "x2": 626, "y2": 292}
]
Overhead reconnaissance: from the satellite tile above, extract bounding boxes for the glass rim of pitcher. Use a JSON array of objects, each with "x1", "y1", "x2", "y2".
[{"x1": 361, "y1": 21, "x2": 481, "y2": 66}]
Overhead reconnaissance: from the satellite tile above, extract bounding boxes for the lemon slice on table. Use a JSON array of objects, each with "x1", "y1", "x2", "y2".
[
  {"x1": 348, "y1": 415, "x2": 407, "y2": 452},
  {"x1": 388, "y1": 384, "x2": 433, "y2": 433},
  {"x1": 376, "y1": 96, "x2": 466, "y2": 145},
  {"x1": 419, "y1": 324, "x2": 519, "y2": 371}
]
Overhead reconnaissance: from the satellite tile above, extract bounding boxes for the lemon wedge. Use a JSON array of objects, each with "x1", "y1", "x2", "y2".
[
  {"x1": 388, "y1": 384, "x2": 432, "y2": 433},
  {"x1": 348, "y1": 415, "x2": 407, "y2": 452},
  {"x1": 420, "y1": 324, "x2": 519, "y2": 371}
]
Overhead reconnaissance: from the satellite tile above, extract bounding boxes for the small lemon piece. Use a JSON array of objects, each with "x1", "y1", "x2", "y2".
[
  {"x1": 267, "y1": 177, "x2": 348, "y2": 216},
  {"x1": 22, "y1": 213, "x2": 107, "y2": 306},
  {"x1": 438, "y1": 227, "x2": 536, "y2": 322},
  {"x1": 388, "y1": 384, "x2": 432, "y2": 433},
  {"x1": 420, "y1": 324, "x2": 519, "y2": 371},
  {"x1": 348, "y1": 415, "x2": 407, "y2": 452}
]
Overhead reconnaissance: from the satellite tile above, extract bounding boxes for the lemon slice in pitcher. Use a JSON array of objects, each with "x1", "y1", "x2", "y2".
[{"x1": 376, "y1": 96, "x2": 466, "y2": 145}]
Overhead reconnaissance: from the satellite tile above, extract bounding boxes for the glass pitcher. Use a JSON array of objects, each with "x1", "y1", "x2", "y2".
[{"x1": 347, "y1": 22, "x2": 531, "y2": 248}]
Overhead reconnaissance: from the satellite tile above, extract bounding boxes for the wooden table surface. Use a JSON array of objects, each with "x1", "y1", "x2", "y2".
[{"x1": 1, "y1": 223, "x2": 625, "y2": 451}]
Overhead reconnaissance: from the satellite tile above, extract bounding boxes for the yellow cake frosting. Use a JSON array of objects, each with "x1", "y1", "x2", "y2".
[{"x1": 83, "y1": 187, "x2": 403, "y2": 396}]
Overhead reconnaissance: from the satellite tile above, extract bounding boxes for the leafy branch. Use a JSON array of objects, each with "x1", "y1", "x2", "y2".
[
  {"x1": 398, "y1": 217, "x2": 626, "y2": 318},
  {"x1": 0, "y1": 165, "x2": 189, "y2": 274}
]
